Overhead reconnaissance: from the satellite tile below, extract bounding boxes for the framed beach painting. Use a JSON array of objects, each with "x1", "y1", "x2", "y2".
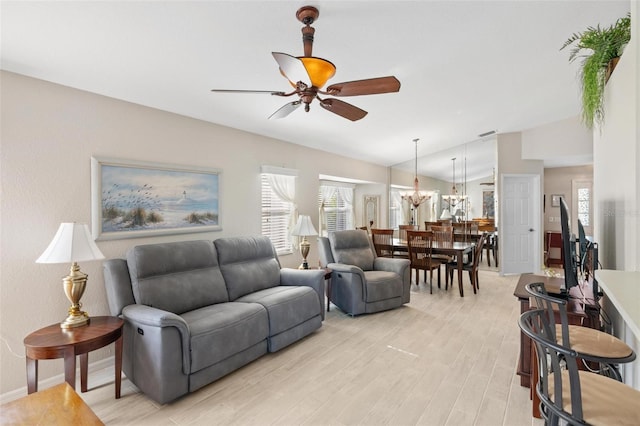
[{"x1": 91, "y1": 157, "x2": 221, "y2": 240}]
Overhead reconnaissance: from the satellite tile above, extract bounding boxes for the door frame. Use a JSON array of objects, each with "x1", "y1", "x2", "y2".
[{"x1": 499, "y1": 173, "x2": 541, "y2": 275}]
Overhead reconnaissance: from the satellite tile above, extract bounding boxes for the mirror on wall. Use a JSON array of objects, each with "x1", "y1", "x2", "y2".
[{"x1": 389, "y1": 138, "x2": 496, "y2": 227}]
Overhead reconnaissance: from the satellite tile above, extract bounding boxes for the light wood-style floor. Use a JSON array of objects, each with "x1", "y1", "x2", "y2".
[{"x1": 78, "y1": 268, "x2": 544, "y2": 425}]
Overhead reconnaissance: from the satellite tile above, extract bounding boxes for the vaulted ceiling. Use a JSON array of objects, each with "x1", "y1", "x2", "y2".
[{"x1": 1, "y1": 1, "x2": 630, "y2": 181}]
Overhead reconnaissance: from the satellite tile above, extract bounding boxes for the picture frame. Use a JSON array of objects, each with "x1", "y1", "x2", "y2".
[
  {"x1": 551, "y1": 194, "x2": 564, "y2": 207},
  {"x1": 91, "y1": 157, "x2": 221, "y2": 240},
  {"x1": 482, "y1": 190, "x2": 495, "y2": 218}
]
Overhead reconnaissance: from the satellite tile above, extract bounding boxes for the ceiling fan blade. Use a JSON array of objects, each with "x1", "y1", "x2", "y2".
[
  {"x1": 272, "y1": 52, "x2": 311, "y2": 87},
  {"x1": 211, "y1": 89, "x2": 286, "y2": 95},
  {"x1": 324, "y1": 76, "x2": 400, "y2": 97},
  {"x1": 319, "y1": 98, "x2": 367, "y2": 121},
  {"x1": 268, "y1": 101, "x2": 302, "y2": 120}
]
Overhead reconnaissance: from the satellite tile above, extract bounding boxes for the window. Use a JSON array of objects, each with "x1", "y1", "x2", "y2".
[
  {"x1": 261, "y1": 166, "x2": 297, "y2": 254},
  {"x1": 572, "y1": 179, "x2": 593, "y2": 236},
  {"x1": 318, "y1": 183, "x2": 354, "y2": 236},
  {"x1": 577, "y1": 188, "x2": 590, "y2": 226}
]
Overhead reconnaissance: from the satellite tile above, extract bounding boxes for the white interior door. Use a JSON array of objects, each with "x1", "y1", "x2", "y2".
[{"x1": 501, "y1": 174, "x2": 540, "y2": 274}]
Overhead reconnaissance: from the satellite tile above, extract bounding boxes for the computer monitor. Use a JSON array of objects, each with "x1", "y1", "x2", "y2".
[
  {"x1": 559, "y1": 197, "x2": 578, "y2": 291},
  {"x1": 577, "y1": 218, "x2": 589, "y2": 272}
]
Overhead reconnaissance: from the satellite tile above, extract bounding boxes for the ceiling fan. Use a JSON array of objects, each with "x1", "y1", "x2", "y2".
[{"x1": 211, "y1": 5, "x2": 400, "y2": 121}]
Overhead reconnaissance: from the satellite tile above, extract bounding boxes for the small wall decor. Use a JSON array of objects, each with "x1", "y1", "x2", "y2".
[
  {"x1": 482, "y1": 190, "x2": 495, "y2": 218},
  {"x1": 551, "y1": 194, "x2": 564, "y2": 208},
  {"x1": 91, "y1": 157, "x2": 221, "y2": 240},
  {"x1": 363, "y1": 195, "x2": 379, "y2": 228}
]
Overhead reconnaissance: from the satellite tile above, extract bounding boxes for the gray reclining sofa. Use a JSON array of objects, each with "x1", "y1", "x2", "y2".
[{"x1": 103, "y1": 236, "x2": 325, "y2": 404}]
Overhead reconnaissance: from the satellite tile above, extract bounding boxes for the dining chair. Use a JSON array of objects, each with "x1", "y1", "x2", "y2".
[
  {"x1": 446, "y1": 232, "x2": 486, "y2": 294},
  {"x1": 398, "y1": 224, "x2": 418, "y2": 241},
  {"x1": 518, "y1": 308, "x2": 640, "y2": 426},
  {"x1": 396, "y1": 224, "x2": 418, "y2": 258},
  {"x1": 430, "y1": 225, "x2": 454, "y2": 263},
  {"x1": 406, "y1": 230, "x2": 445, "y2": 293},
  {"x1": 370, "y1": 228, "x2": 394, "y2": 258},
  {"x1": 424, "y1": 221, "x2": 438, "y2": 231},
  {"x1": 480, "y1": 232, "x2": 499, "y2": 267}
]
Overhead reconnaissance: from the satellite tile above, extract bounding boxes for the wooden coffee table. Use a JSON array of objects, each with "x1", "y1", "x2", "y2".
[
  {"x1": 0, "y1": 382, "x2": 104, "y2": 425},
  {"x1": 24, "y1": 316, "x2": 123, "y2": 399}
]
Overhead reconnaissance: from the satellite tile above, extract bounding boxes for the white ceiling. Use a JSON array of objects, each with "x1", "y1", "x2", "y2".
[{"x1": 1, "y1": 1, "x2": 629, "y2": 181}]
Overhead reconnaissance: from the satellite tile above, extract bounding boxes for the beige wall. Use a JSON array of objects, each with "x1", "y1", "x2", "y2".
[
  {"x1": 0, "y1": 71, "x2": 390, "y2": 394},
  {"x1": 522, "y1": 115, "x2": 593, "y2": 166},
  {"x1": 593, "y1": 0, "x2": 639, "y2": 387},
  {"x1": 593, "y1": 4, "x2": 639, "y2": 271},
  {"x1": 543, "y1": 165, "x2": 593, "y2": 232}
]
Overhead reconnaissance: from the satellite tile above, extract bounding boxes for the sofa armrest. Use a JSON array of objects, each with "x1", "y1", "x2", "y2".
[
  {"x1": 326, "y1": 262, "x2": 365, "y2": 278},
  {"x1": 121, "y1": 304, "x2": 191, "y2": 375},
  {"x1": 280, "y1": 268, "x2": 326, "y2": 318},
  {"x1": 374, "y1": 257, "x2": 410, "y2": 276}
]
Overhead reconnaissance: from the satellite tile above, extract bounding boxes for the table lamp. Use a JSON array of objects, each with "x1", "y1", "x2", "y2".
[
  {"x1": 36, "y1": 223, "x2": 105, "y2": 328},
  {"x1": 291, "y1": 215, "x2": 318, "y2": 269}
]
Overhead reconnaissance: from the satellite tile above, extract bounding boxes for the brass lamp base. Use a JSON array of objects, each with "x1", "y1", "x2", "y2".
[
  {"x1": 298, "y1": 237, "x2": 310, "y2": 270},
  {"x1": 60, "y1": 262, "x2": 90, "y2": 329}
]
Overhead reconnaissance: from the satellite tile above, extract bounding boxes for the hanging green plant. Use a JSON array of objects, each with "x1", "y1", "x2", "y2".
[{"x1": 561, "y1": 13, "x2": 631, "y2": 128}]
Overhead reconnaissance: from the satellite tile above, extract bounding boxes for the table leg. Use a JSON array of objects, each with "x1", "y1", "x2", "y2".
[
  {"x1": 63, "y1": 348, "x2": 76, "y2": 390},
  {"x1": 457, "y1": 256, "x2": 464, "y2": 297},
  {"x1": 80, "y1": 353, "x2": 88, "y2": 392},
  {"x1": 115, "y1": 334, "x2": 123, "y2": 399},
  {"x1": 26, "y1": 358, "x2": 38, "y2": 394}
]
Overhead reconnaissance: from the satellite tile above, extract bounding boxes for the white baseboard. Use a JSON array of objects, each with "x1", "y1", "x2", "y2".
[{"x1": 0, "y1": 355, "x2": 115, "y2": 404}]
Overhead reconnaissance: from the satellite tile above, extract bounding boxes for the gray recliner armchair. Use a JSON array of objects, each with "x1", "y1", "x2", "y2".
[{"x1": 318, "y1": 230, "x2": 411, "y2": 316}]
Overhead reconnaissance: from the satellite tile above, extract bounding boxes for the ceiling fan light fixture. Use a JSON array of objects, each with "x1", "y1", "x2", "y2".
[{"x1": 299, "y1": 57, "x2": 336, "y2": 88}]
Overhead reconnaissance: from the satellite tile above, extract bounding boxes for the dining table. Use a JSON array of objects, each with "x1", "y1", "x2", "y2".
[{"x1": 393, "y1": 238, "x2": 475, "y2": 297}]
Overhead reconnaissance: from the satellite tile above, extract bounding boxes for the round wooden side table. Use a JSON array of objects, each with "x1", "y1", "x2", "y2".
[{"x1": 24, "y1": 316, "x2": 124, "y2": 399}]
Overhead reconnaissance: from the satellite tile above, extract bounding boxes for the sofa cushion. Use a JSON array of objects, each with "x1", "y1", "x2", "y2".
[
  {"x1": 236, "y1": 286, "x2": 320, "y2": 336},
  {"x1": 363, "y1": 270, "x2": 403, "y2": 302},
  {"x1": 329, "y1": 230, "x2": 374, "y2": 271},
  {"x1": 214, "y1": 236, "x2": 281, "y2": 301},
  {"x1": 127, "y1": 240, "x2": 228, "y2": 314},
  {"x1": 181, "y1": 302, "x2": 268, "y2": 374}
]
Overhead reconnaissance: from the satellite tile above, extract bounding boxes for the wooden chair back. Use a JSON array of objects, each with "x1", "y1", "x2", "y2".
[
  {"x1": 430, "y1": 225, "x2": 453, "y2": 247},
  {"x1": 424, "y1": 221, "x2": 438, "y2": 231},
  {"x1": 398, "y1": 224, "x2": 419, "y2": 242},
  {"x1": 370, "y1": 228, "x2": 394, "y2": 258},
  {"x1": 407, "y1": 230, "x2": 444, "y2": 292},
  {"x1": 406, "y1": 230, "x2": 430, "y2": 264}
]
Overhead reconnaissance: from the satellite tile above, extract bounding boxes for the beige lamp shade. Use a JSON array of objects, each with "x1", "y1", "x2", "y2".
[
  {"x1": 291, "y1": 215, "x2": 318, "y2": 237},
  {"x1": 37, "y1": 223, "x2": 104, "y2": 264}
]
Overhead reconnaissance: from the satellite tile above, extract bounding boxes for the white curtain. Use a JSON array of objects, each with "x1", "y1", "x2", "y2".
[
  {"x1": 318, "y1": 185, "x2": 337, "y2": 236},
  {"x1": 265, "y1": 173, "x2": 298, "y2": 248},
  {"x1": 336, "y1": 186, "x2": 354, "y2": 230}
]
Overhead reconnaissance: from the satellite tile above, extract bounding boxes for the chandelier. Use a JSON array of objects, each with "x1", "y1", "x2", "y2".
[
  {"x1": 402, "y1": 138, "x2": 430, "y2": 208},
  {"x1": 441, "y1": 157, "x2": 467, "y2": 216}
]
